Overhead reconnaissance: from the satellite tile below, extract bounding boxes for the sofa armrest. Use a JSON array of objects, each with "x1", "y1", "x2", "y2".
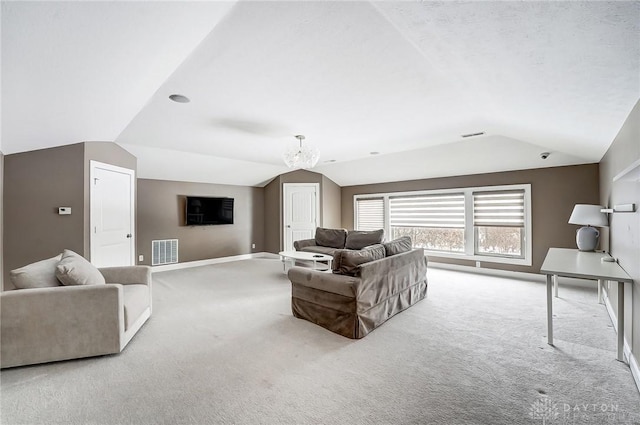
[
  {"x1": 1, "y1": 285, "x2": 124, "y2": 368},
  {"x1": 99, "y1": 266, "x2": 151, "y2": 286},
  {"x1": 287, "y1": 267, "x2": 358, "y2": 298},
  {"x1": 293, "y1": 239, "x2": 316, "y2": 251}
]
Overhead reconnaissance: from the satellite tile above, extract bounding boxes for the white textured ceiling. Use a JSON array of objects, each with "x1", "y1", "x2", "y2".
[{"x1": 2, "y1": 1, "x2": 639, "y2": 187}]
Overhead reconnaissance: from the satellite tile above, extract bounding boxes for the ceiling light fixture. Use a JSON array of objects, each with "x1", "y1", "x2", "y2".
[
  {"x1": 169, "y1": 94, "x2": 190, "y2": 103},
  {"x1": 283, "y1": 135, "x2": 320, "y2": 169}
]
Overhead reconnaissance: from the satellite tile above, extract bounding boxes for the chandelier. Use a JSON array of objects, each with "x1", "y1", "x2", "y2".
[{"x1": 283, "y1": 135, "x2": 320, "y2": 169}]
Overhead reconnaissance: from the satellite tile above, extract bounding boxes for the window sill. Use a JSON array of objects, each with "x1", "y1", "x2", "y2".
[{"x1": 423, "y1": 250, "x2": 532, "y2": 267}]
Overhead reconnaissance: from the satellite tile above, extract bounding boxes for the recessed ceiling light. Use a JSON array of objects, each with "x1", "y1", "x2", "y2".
[
  {"x1": 461, "y1": 131, "x2": 485, "y2": 138},
  {"x1": 370, "y1": 151, "x2": 380, "y2": 155},
  {"x1": 169, "y1": 94, "x2": 190, "y2": 103}
]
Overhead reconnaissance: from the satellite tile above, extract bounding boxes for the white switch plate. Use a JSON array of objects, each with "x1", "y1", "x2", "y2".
[
  {"x1": 138, "y1": 255, "x2": 144, "y2": 262},
  {"x1": 58, "y1": 207, "x2": 71, "y2": 215},
  {"x1": 252, "y1": 243, "x2": 256, "y2": 249}
]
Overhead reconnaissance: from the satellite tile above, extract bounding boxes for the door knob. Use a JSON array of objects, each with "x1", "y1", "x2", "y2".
[{"x1": 126, "y1": 234, "x2": 132, "y2": 238}]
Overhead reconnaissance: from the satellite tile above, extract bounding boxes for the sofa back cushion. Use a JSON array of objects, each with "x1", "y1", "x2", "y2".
[
  {"x1": 383, "y1": 236, "x2": 413, "y2": 256},
  {"x1": 333, "y1": 244, "x2": 385, "y2": 276},
  {"x1": 56, "y1": 249, "x2": 106, "y2": 286},
  {"x1": 10, "y1": 254, "x2": 63, "y2": 289},
  {"x1": 315, "y1": 227, "x2": 347, "y2": 249},
  {"x1": 345, "y1": 229, "x2": 384, "y2": 250}
]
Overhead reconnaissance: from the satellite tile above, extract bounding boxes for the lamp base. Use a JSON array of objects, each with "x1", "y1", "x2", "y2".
[{"x1": 576, "y1": 226, "x2": 599, "y2": 251}]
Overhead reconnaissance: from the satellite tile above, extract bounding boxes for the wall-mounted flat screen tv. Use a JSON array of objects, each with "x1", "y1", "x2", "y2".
[{"x1": 185, "y1": 196, "x2": 234, "y2": 225}]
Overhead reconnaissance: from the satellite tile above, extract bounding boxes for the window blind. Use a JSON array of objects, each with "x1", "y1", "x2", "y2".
[
  {"x1": 389, "y1": 193, "x2": 465, "y2": 228},
  {"x1": 355, "y1": 197, "x2": 384, "y2": 231},
  {"x1": 473, "y1": 190, "x2": 525, "y2": 227}
]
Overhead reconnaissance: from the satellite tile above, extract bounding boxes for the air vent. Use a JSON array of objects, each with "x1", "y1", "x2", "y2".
[
  {"x1": 152, "y1": 239, "x2": 178, "y2": 266},
  {"x1": 461, "y1": 132, "x2": 485, "y2": 138}
]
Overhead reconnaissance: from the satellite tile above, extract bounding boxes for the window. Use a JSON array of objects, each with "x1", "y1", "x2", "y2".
[
  {"x1": 473, "y1": 190, "x2": 525, "y2": 258},
  {"x1": 389, "y1": 193, "x2": 465, "y2": 253},
  {"x1": 354, "y1": 184, "x2": 531, "y2": 266},
  {"x1": 355, "y1": 197, "x2": 384, "y2": 231}
]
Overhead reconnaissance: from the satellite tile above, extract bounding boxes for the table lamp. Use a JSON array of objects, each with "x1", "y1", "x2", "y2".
[{"x1": 568, "y1": 204, "x2": 608, "y2": 251}]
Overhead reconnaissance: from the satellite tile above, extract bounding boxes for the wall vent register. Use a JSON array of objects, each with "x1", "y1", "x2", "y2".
[{"x1": 152, "y1": 239, "x2": 178, "y2": 266}]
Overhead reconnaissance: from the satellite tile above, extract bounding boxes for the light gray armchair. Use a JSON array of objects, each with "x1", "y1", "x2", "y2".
[{"x1": 1, "y1": 266, "x2": 152, "y2": 369}]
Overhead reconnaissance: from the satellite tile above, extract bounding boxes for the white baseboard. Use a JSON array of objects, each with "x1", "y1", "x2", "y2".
[
  {"x1": 428, "y1": 262, "x2": 544, "y2": 282},
  {"x1": 602, "y1": 288, "x2": 638, "y2": 393},
  {"x1": 630, "y1": 351, "x2": 640, "y2": 394},
  {"x1": 150, "y1": 252, "x2": 279, "y2": 273},
  {"x1": 429, "y1": 262, "x2": 604, "y2": 289}
]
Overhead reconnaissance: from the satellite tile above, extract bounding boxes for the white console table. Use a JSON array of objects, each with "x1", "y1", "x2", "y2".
[{"x1": 541, "y1": 247, "x2": 633, "y2": 362}]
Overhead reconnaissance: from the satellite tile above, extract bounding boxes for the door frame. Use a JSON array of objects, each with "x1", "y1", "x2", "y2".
[
  {"x1": 282, "y1": 183, "x2": 320, "y2": 251},
  {"x1": 89, "y1": 160, "x2": 136, "y2": 266}
]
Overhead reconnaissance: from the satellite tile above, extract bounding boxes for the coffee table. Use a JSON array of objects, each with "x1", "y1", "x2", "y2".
[{"x1": 278, "y1": 251, "x2": 333, "y2": 273}]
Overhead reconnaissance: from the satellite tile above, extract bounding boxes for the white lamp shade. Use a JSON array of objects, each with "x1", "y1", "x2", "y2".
[{"x1": 568, "y1": 204, "x2": 608, "y2": 227}]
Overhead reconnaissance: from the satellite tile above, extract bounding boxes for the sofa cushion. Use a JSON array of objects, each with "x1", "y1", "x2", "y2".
[
  {"x1": 315, "y1": 228, "x2": 347, "y2": 249},
  {"x1": 10, "y1": 254, "x2": 63, "y2": 289},
  {"x1": 122, "y1": 284, "x2": 150, "y2": 330},
  {"x1": 383, "y1": 236, "x2": 413, "y2": 256},
  {"x1": 345, "y1": 229, "x2": 384, "y2": 250},
  {"x1": 56, "y1": 250, "x2": 106, "y2": 286},
  {"x1": 334, "y1": 244, "x2": 385, "y2": 276}
]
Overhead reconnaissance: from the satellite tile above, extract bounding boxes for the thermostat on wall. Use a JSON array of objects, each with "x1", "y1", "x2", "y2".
[{"x1": 58, "y1": 207, "x2": 71, "y2": 215}]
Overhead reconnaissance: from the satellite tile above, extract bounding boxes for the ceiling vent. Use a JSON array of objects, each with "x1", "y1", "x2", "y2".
[{"x1": 461, "y1": 132, "x2": 485, "y2": 138}]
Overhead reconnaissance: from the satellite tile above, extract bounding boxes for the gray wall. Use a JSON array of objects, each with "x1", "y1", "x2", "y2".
[
  {"x1": 136, "y1": 179, "x2": 264, "y2": 265},
  {"x1": 0, "y1": 152, "x2": 4, "y2": 290},
  {"x1": 599, "y1": 99, "x2": 640, "y2": 360},
  {"x1": 341, "y1": 164, "x2": 600, "y2": 274},
  {"x1": 4, "y1": 144, "x2": 85, "y2": 290},
  {"x1": 3, "y1": 142, "x2": 137, "y2": 290},
  {"x1": 263, "y1": 170, "x2": 342, "y2": 253},
  {"x1": 322, "y1": 175, "x2": 342, "y2": 229}
]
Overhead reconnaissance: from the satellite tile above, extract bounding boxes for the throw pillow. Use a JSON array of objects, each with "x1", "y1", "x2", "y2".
[
  {"x1": 383, "y1": 236, "x2": 413, "y2": 256},
  {"x1": 56, "y1": 249, "x2": 106, "y2": 286},
  {"x1": 315, "y1": 227, "x2": 348, "y2": 249},
  {"x1": 345, "y1": 229, "x2": 384, "y2": 250},
  {"x1": 334, "y1": 245, "x2": 385, "y2": 276},
  {"x1": 10, "y1": 254, "x2": 63, "y2": 289}
]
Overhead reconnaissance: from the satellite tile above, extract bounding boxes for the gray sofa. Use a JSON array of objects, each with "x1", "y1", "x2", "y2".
[
  {"x1": 288, "y1": 237, "x2": 428, "y2": 339},
  {"x1": 1, "y1": 252, "x2": 152, "y2": 368},
  {"x1": 294, "y1": 227, "x2": 384, "y2": 256}
]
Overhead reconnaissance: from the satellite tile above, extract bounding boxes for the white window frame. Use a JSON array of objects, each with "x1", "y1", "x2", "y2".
[{"x1": 353, "y1": 184, "x2": 532, "y2": 266}]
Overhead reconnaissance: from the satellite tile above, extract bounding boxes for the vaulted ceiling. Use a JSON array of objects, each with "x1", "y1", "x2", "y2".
[{"x1": 2, "y1": 1, "x2": 639, "y2": 186}]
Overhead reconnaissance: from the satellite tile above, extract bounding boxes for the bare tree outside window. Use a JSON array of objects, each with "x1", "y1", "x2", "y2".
[
  {"x1": 476, "y1": 226, "x2": 523, "y2": 257},
  {"x1": 392, "y1": 227, "x2": 464, "y2": 253}
]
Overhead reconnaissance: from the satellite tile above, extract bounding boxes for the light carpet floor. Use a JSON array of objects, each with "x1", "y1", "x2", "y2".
[{"x1": 1, "y1": 258, "x2": 639, "y2": 425}]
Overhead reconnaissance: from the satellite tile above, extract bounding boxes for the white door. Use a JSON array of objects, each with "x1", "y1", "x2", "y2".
[
  {"x1": 283, "y1": 183, "x2": 319, "y2": 251},
  {"x1": 90, "y1": 161, "x2": 135, "y2": 267}
]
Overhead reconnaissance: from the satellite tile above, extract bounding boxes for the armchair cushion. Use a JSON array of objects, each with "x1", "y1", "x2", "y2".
[
  {"x1": 122, "y1": 284, "x2": 150, "y2": 330},
  {"x1": 315, "y1": 227, "x2": 347, "y2": 249},
  {"x1": 383, "y1": 236, "x2": 413, "y2": 256},
  {"x1": 10, "y1": 254, "x2": 62, "y2": 289},
  {"x1": 56, "y1": 249, "x2": 106, "y2": 286},
  {"x1": 334, "y1": 244, "x2": 385, "y2": 276},
  {"x1": 345, "y1": 229, "x2": 384, "y2": 249}
]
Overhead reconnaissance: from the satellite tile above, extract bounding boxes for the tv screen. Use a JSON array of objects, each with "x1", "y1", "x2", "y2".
[{"x1": 185, "y1": 196, "x2": 234, "y2": 225}]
